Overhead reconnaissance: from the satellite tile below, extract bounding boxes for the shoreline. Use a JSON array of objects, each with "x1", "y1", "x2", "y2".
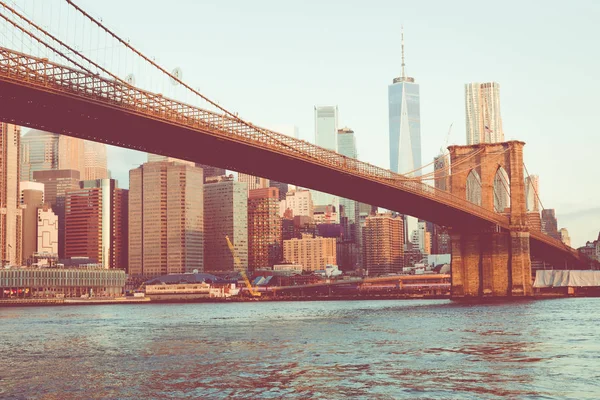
[
  {"x1": 1, "y1": 294, "x2": 448, "y2": 307},
  {"x1": 2, "y1": 293, "x2": 598, "y2": 307}
]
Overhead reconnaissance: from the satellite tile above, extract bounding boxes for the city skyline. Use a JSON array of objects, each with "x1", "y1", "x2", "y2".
[
  {"x1": 1, "y1": 3, "x2": 599, "y2": 397},
  {"x1": 6, "y1": 0, "x2": 598, "y2": 248},
  {"x1": 73, "y1": 0, "x2": 600, "y2": 247}
]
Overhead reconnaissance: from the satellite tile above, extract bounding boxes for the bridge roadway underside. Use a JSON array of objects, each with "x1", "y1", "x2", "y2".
[{"x1": 0, "y1": 79, "x2": 579, "y2": 266}]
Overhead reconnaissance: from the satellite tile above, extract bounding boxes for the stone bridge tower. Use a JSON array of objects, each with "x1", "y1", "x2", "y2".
[{"x1": 447, "y1": 141, "x2": 532, "y2": 298}]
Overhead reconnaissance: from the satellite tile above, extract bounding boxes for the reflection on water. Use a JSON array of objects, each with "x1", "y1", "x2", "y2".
[{"x1": 2, "y1": 299, "x2": 600, "y2": 399}]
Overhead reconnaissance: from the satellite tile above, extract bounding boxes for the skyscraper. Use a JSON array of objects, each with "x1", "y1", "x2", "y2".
[
  {"x1": 195, "y1": 163, "x2": 226, "y2": 183},
  {"x1": 65, "y1": 179, "x2": 128, "y2": 269},
  {"x1": 20, "y1": 129, "x2": 85, "y2": 181},
  {"x1": 337, "y1": 127, "x2": 359, "y2": 229},
  {"x1": 237, "y1": 173, "x2": 269, "y2": 195},
  {"x1": 559, "y1": 228, "x2": 571, "y2": 247},
  {"x1": 465, "y1": 82, "x2": 504, "y2": 145},
  {"x1": 525, "y1": 175, "x2": 540, "y2": 212},
  {"x1": 364, "y1": 213, "x2": 404, "y2": 275},
  {"x1": 83, "y1": 141, "x2": 108, "y2": 180},
  {"x1": 248, "y1": 187, "x2": 282, "y2": 271},
  {"x1": 20, "y1": 129, "x2": 58, "y2": 181},
  {"x1": 283, "y1": 235, "x2": 337, "y2": 272},
  {"x1": 37, "y1": 205, "x2": 58, "y2": 256},
  {"x1": 411, "y1": 220, "x2": 431, "y2": 255},
  {"x1": 1, "y1": 123, "x2": 22, "y2": 266},
  {"x1": 21, "y1": 185, "x2": 44, "y2": 264},
  {"x1": 204, "y1": 175, "x2": 248, "y2": 272},
  {"x1": 32, "y1": 169, "x2": 81, "y2": 258},
  {"x1": 129, "y1": 162, "x2": 203, "y2": 276},
  {"x1": 313, "y1": 105, "x2": 339, "y2": 209},
  {"x1": 541, "y1": 209, "x2": 561, "y2": 241},
  {"x1": 147, "y1": 153, "x2": 194, "y2": 166},
  {"x1": 388, "y1": 28, "x2": 421, "y2": 176},
  {"x1": 269, "y1": 181, "x2": 289, "y2": 201},
  {"x1": 433, "y1": 154, "x2": 449, "y2": 191},
  {"x1": 279, "y1": 189, "x2": 314, "y2": 219},
  {"x1": 315, "y1": 105, "x2": 338, "y2": 151},
  {"x1": 58, "y1": 135, "x2": 85, "y2": 177}
]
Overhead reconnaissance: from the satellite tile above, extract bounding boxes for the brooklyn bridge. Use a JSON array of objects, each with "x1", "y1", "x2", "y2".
[{"x1": 0, "y1": 1, "x2": 585, "y2": 298}]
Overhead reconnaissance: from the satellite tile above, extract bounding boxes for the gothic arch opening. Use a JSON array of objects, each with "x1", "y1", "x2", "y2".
[
  {"x1": 494, "y1": 166, "x2": 511, "y2": 213},
  {"x1": 466, "y1": 169, "x2": 482, "y2": 206}
]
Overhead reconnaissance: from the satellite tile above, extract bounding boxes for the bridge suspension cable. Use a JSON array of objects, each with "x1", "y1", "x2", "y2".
[
  {"x1": 0, "y1": 1, "x2": 124, "y2": 83},
  {"x1": 0, "y1": 3, "x2": 531, "y2": 229},
  {"x1": 401, "y1": 148, "x2": 484, "y2": 182},
  {"x1": 415, "y1": 146, "x2": 511, "y2": 183},
  {"x1": 0, "y1": 2, "x2": 96, "y2": 75},
  {"x1": 523, "y1": 162, "x2": 545, "y2": 211},
  {"x1": 63, "y1": 0, "x2": 302, "y2": 156}
]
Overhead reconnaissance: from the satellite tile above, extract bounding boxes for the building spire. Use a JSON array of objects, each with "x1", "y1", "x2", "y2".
[{"x1": 401, "y1": 25, "x2": 406, "y2": 80}]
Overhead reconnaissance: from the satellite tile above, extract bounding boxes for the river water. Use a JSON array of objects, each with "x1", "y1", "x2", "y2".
[{"x1": 1, "y1": 299, "x2": 599, "y2": 399}]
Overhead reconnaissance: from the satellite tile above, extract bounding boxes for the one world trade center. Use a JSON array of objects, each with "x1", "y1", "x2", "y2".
[{"x1": 388, "y1": 28, "x2": 421, "y2": 176}]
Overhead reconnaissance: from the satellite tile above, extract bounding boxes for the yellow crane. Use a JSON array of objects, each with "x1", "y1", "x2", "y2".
[{"x1": 225, "y1": 236, "x2": 261, "y2": 297}]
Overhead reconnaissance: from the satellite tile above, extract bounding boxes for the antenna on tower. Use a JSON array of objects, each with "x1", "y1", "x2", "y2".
[{"x1": 401, "y1": 25, "x2": 406, "y2": 80}]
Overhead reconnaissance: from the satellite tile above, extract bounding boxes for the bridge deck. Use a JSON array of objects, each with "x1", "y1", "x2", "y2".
[{"x1": 0, "y1": 47, "x2": 580, "y2": 264}]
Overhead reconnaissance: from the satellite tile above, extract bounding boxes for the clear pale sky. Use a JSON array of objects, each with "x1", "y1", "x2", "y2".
[{"x1": 75, "y1": 0, "x2": 600, "y2": 247}]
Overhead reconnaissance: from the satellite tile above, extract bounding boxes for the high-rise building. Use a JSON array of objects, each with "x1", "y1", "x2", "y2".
[
  {"x1": 147, "y1": 153, "x2": 194, "y2": 166},
  {"x1": 541, "y1": 209, "x2": 560, "y2": 241},
  {"x1": 20, "y1": 181, "x2": 45, "y2": 203},
  {"x1": 269, "y1": 180, "x2": 289, "y2": 201},
  {"x1": 279, "y1": 189, "x2": 314, "y2": 219},
  {"x1": 389, "y1": 29, "x2": 421, "y2": 176},
  {"x1": 266, "y1": 124, "x2": 300, "y2": 139},
  {"x1": 431, "y1": 155, "x2": 450, "y2": 254},
  {"x1": 336, "y1": 240, "x2": 359, "y2": 272},
  {"x1": 313, "y1": 105, "x2": 339, "y2": 209},
  {"x1": 204, "y1": 175, "x2": 248, "y2": 272},
  {"x1": 1, "y1": 123, "x2": 22, "y2": 266},
  {"x1": 32, "y1": 169, "x2": 81, "y2": 258},
  {"x1": 411, "y1": 221, "x2": 431, "y2": 255},
  {"x1": 20, "y1": 181, "x2": 59, "y2": 263},
  {"x1": 315, "y1": 105, "x2": 338, "y2": 151},
  {"x1": 20, "y1": 130, "x2": 85, "y2": 181},
  {"x1": 129, "y1": 162, "x2": 203, "y2": 276},
  {"x1": 21, "y1": 186, "x2": 44, "y2": 264},
  {"x1": 65, "y1": 179, "x2": 128, "y2": 269},
  {"x1": 195, "y1": 163, "x2": 226, "y2": 183},
  {"x1": 83, "y1": 141, "x2": 108, "y2": 180},
  {"x1": 559, "y1": 228, "x2": 571, "y2": 247},
  {"x1": 37, "y1": 205, "x2": 58, "y2": 256},
  {"x1": 432, "y1": 226, "x2": 451, "y2": 255},
  {"x1": 527, "y1": 212, "x2": 542, "y2": 232},
  {"x1": 58, "y1": 135, "x2": 85, "y2": 177},
  {"x1": 433, "y1": 154, "x2": 449, "y2": 191},
  {"x1": 20, "y1": 130, "x2": 58, "y2": 181},
  {"x1": 283, "y1": 234, "x2": 337, "y2": 272},
  {"x1": 337, "y1": 127, "x2": 359, "y2": 232},
  {"x1": 525, "y1": 175, "x2": 540, "y2": 212},
  {"x1": 248, "y1": 187, "x2": 282, "y2": 271},
  {"x1": 237, "y1": 173, "x2": 269, "y2": 195},
  {"x1": 364, "y1": 213, "x2": 404, "y2": 275},
  {"x1": 465, "y1": 82, "x2": 504, "y2": 145},
  {"x1": 313, "y1": 205, "x2": 338, "y2": 224}
]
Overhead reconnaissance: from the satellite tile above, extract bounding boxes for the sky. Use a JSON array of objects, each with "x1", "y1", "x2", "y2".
[{"x1": 38, "y1": 0, "x2": 600, "y2": 247}]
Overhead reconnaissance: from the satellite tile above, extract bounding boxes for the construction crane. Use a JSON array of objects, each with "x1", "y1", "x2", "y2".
[
  {"x1": 225, "y1": 236, "x2": 261, "y2": 297},
  {"x1": 440, "y1": 123, "x2": 453, "y2": 154}
]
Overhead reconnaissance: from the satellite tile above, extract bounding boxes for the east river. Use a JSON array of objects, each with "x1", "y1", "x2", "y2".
[{"x1": 1, "y1": 299, "x2": 600, "y2": 399}]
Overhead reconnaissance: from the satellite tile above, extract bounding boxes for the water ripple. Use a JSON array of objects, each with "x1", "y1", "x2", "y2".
[{"x1": 2, "y1": 299, "x2": 600, "y2": 399}]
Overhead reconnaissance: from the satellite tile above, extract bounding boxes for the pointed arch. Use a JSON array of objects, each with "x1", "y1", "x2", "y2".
[
  {"x1": 494, "y1": 166, "x2": 511, "y2": 213},
  {"x1": 466, "y1": 169, "x2": 482, "y2": 206}
]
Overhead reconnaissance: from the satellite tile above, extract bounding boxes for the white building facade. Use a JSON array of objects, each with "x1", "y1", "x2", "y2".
[{"x1": 465, "y1": 82, "x2": 504, "y2": 145}]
